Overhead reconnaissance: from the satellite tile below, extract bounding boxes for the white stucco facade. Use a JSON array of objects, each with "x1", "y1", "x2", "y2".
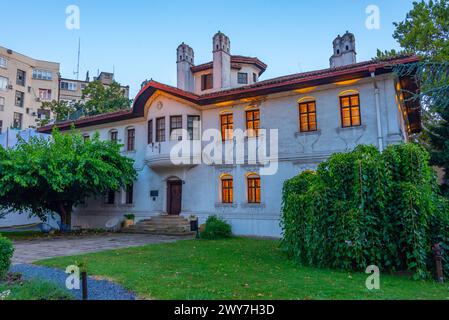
[{"x1": 44, "y1": 32, "x2": 418, "y2": 237}]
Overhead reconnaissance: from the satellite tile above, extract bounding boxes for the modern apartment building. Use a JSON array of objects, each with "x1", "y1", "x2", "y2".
[
  {"x1": 0, "y1": 46, "x2": 60, "y2": 132},
  {"x1": 59, "y1": 71, "x2": 130, "y2": 105}
]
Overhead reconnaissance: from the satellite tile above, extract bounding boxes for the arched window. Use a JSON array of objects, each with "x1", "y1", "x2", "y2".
[
  {"x1": 220, "y1": 113, "x2": 234, "y2": 141},
  {"x1": 298, "y1": 98, "x2": 317, "y2": 132},
  {"x1": 247, "y1": 174, "x2": 261, "y2": 204},
  {"x1": 246, "y1": 108, "x2": 260, "y2": 137},
  {"x1": 339, "y1": 91, "x2": 361, "y2": 128},
  {"x1": 221, "y1": 174, "x2": 234, "y2": 204}
]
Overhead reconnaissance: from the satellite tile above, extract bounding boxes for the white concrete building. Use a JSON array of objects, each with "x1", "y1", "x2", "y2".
[{"x1": 39, "y1": 32, "x2": 421, "y2": 237}]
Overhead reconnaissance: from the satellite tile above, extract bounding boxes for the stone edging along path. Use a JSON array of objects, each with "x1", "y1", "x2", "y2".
[{"x1": 10, "y1": 264, "x2": 136, "y2": 300}]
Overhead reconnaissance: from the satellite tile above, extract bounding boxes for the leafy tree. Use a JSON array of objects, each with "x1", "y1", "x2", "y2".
[
  {"x1": 39, "y1": 100, "x2": 80, "y2": 125},
  {"x1": 0, "y1": 128, "x2": 137, "y2": 228},
  {"x1": 81, "y1": 81, "x2": 131, "y2": 116},
  {"x1": 380, "y1": 0, "x2": 449, "y2": 195}
]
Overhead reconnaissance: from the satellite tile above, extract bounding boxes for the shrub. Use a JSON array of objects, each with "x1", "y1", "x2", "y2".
[
  {"x1": 281, "y1": 143, "x2": 449, "y2": 279},
  {"x1": 0, "y1": 235, "x2": 14, "y2": 280},
  {"x1": 200, "y1": 216, "x2": 232, "y2": 240},
  {"x1": 124, "y1": 214, "x2": 135, "y2": 220}
]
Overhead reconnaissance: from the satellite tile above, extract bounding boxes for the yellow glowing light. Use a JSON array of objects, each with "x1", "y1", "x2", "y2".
[
  {"x1": 335, "y1": 79, "x2": 361, "y2": 86},
  {"x1": 295, "y1": 87, "x2": 318, "y2": 94}
]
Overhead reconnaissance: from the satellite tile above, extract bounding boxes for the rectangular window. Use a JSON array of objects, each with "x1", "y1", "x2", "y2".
[
  {"x1": 0, "y1": 97, "x2": 4, "y2": 112},
  {"x1": 246, "y1": 110, "x2": 260, "y2": 137},
  {"x1": 0, "y1": 120, "x2": 2, "y2": 133},
  {"x1": 221, "y1": 114, "x2": 233, "y2": 141},
  {"x1": 105, "y1": 190, "x2": 115, "y2": 205},
  {"x1": 39, "y1": 89, "x2": 52, "y2": 101},
  {"x1": 127, "y1": 128, "x2": 135, "y2": 151},
  {"x1": 201, "y1": 74, "x2": 213, "y2": 91},
  {"x1": 37, "y1": 109, "x2": 50, "y2": 120},
  {"x1": 299, "y1": 101, "x2": 317, "y2": 132},
  {"x1": 60, "y1": 81, "x2": 77, "y2": 91},
  {"x1": 16, "y1": 69, "x2": 26, "y2": 86},
  {"x1": 147, "y1": 120, "x2": 153, "y2": 144},
  {"x1": 248, "y1": 176, "x2": 261, "y2": 204},
  {"x1": 156, "y1": 117, "x2": 166, "y2": 142},
  {"x1": 253, "y1": 73, "x2": 257, "y2": 82},
  {"x1": 340, "y1": 94, "x2": 361, "y2": 128},
  {"x1": 33, "y1": 69, "x2": 53, "y2": 81},
  {"x1": 238, "y1": 72, "x2": 248, "y2": 84},
  {"x1": 0, "y1": 76, "x2": 8, "y2": 91},
  {"x1": 15, "y1": 91, "x2": 24, "y2": 108},
  {"x1": 12, "y1": 112, "x2": 22, "y2": 129},
  {"x1": 170, "y1": 115, "x2": 183, "y2": 140},
  {"x1": 110, "y1": 131, "x2": 118, "y2": 143},
  {"x1": 222, "y1": 178, "x2": 234, "y2": 204},
  {"x1": 125, "y1": 184, "x2": 134, "y2": 205},
  {"x1": 0, "y1": 56, "x2": 7, "y2": 69},
  {"x1": 187, "y1": 115, "x2": 200, "y2": 140}
]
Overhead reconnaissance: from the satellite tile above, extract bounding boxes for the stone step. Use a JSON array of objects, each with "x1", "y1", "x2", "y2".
[{"x1": 121, "y1": 215, "x2": 194, "y2": 237}]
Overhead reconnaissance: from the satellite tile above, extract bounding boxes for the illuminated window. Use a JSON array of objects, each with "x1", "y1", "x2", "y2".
[
  {"x1": 247, "y1": 174, "x2": 261, "y2": 204},
  {"x1": 299, "y1": 101, "x2": 317, "y2": 132},
  {"x1": 221, "y1": 175, "x2": 234, "y2": 204},
  {"x1": 246, "y1": 109, "x2": 260, "y2": 137},
  {"x1": 220, "y1": 113, "x2": 233, "y2": 141},
  {"x1": 340, "y1": 94, "x2": 361, "y2": 128},
  {"x1": 127, "y1": 128, "x2": 135, "y2": 151}
]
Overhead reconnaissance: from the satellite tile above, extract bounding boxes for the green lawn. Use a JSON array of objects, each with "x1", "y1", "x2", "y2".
[
  {"x1": 0, "y1": 231, "x2": 47, "y2": 241},
  {"x1": 36, "y1": 238, "x2": 449, "y2": 300},
  {"x1": 0, "y1": 280, "x2": 73, "y2": 300}
]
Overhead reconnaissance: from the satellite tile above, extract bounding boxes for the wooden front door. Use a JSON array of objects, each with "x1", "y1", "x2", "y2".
[{"x1": 167, "y1": 181, "x2": 182, "y2": 215}]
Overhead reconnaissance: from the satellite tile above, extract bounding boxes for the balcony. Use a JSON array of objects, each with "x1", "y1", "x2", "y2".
[{"x1": 145, "y1": 140, "x2": 202, "y2": 169}]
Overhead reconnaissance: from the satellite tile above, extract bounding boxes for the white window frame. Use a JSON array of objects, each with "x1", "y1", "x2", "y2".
[
  {"x1": 0, "y1": 56, "x2": 7, "y2": 69},
  {"x1": 33, "y1": 69, "x2": 53, "y2": 81},
  {"x1": 0, "y1": 76, "x2": 8, "y2": 91},
  {"x1": 60, "y1": 81, "x2": 77, "y2": 91},
  {"x1": 0, "y1": 96, "x2": 4, "y2": 111},
  {"x1": 39, "y1": 88, "x2": 52, "y2": 101}
]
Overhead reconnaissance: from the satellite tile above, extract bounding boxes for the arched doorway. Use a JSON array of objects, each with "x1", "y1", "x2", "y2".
[{"x1": 167, "y1": 179, "x2": 182, "y2": 215}]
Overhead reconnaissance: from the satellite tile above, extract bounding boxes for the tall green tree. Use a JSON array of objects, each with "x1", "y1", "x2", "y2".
[
  {"x1": 81, "y1": 81, "x2": 132, "y2": 116},
  {"x1": 380, "y1": 0, "x2": 449, "y2": 195},
  {"x1": 39, "y1": 100, "x2": 80, "y2": 126},
  {"x1": 0, "y1": 129, "x2": 137, "y2": 228}
]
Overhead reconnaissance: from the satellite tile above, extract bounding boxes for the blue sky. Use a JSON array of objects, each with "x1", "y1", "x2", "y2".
[{"x1": 0, "y1": 0, "x2": 415, "y2": 97}]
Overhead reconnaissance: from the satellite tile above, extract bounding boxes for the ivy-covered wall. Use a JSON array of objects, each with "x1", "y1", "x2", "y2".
[{"x1": 281, "y1": 144, "x2": 449, "y2": 279}]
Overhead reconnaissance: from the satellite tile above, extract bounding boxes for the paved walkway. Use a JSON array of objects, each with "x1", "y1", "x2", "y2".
[{"x1": 12, "y1": 233, "x2": 182, "y2": 264}]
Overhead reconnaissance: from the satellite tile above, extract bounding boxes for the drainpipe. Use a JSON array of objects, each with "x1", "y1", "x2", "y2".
[{"x1": 370, "y1": 69, "x2": 384, "y2": 152}]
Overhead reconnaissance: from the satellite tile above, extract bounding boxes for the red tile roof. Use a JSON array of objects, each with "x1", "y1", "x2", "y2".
[{"x1": 39, "y1": 55, "x2": 420, "y2": 133}]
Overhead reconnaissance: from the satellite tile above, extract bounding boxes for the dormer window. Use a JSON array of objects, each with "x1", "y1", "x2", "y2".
[
  {"x1": 201, "y1": 74, "x2": 213, "y2": 91},
  {"x1": 238, "y1": 72, "x2": 248, "y2": 84}
]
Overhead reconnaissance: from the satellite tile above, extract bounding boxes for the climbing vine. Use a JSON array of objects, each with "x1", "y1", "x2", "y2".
[{"x1": 281, "y1": 144, "x2": 449, "y2": 279}]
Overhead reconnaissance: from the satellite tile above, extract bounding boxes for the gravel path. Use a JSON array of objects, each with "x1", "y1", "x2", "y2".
[{"x1": 10, "y1": 264, "x2": 136, "y2": 300}]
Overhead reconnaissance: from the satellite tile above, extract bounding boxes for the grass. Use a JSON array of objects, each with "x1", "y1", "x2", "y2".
[
  {"x1": 36, "y1": 237, "x2": 449, "y2": 300},
  {"x1": 0, "y1": 231, "x2": 47, "y2": 241},
  {"x1": 0, "y1": 280, "x2": 73, "y2": 300}
]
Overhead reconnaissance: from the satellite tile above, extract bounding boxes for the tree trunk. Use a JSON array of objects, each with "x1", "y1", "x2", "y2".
[{"x1": 59, "y1": 203, "x2": 73, "y2": 231}]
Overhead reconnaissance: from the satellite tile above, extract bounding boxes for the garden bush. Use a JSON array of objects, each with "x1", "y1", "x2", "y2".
[
  {"x1": 281, "y1": 143, "x2": 449, "y2": 279},
  {"x1": 200, "y1": 216, "x2": 232, "y2": 240},
  {"x1": 0, "y1": 235, "x2": 14, "y2": 280}
]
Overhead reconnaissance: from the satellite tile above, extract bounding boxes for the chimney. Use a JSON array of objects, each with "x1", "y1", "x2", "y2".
[
  {"x1": 213, "y1": 31, "x2": 231, "y2": 90},
  {"x1": 177, "y1": 43, "x2": 195, "y2": 92},
  {"x1": 330, "y1": 31, "x2": 357, "y2": 68}
]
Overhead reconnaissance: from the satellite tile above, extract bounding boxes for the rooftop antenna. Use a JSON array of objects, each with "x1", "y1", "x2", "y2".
[{"x1": 74, "y1": 38, "x2": 81, "y2": 80}]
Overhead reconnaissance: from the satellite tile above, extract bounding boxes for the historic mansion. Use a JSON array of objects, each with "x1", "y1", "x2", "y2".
[{"x1": 40, "y1": 31, "x2": 420, "y2": 237}]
